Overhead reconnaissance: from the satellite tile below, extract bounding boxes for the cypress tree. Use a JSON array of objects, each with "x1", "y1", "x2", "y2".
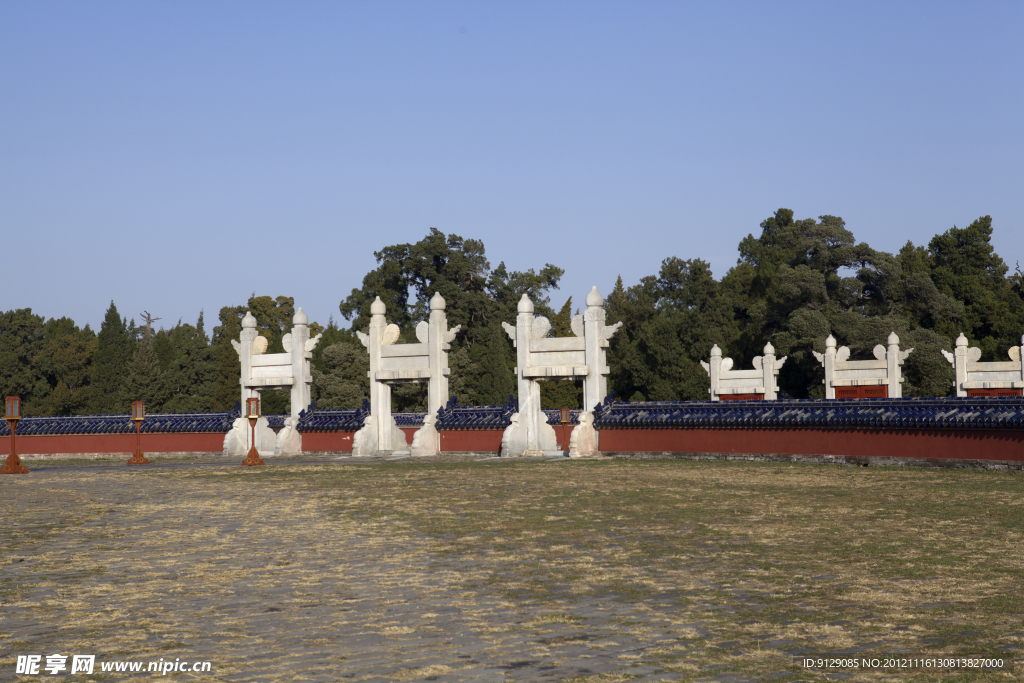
[
  {"x1": 0, "y1": 308, "x2": 48, "y2": 415},
  {"x1": 469, "y1": 322, "x2": 515, "y2": 406},
  {"x1": 88, "y1": 302, "x2": 135, "y2": 414},
  {"x1": 161, "y1": 313, "x2": 217, "y2": 412},
  {"x1": 122, "y1": 335, "x2": 169, "y2": 411},
  {"x1": 310, "y1": 341, "x2": 370, "y2": 409},
  {"x1": 211, "y1": 306, "x2": 245, "y2": 411},
  {"x1": 40, "y1": 318, "x2": 96, "y2": 415},
  {"x1": 540, "y1": 297, "x2": 582, "y2": 409}
]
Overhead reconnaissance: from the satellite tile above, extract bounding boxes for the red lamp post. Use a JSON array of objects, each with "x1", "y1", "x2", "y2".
[
  {"x1": 242, "y1": 396, "x2": 264, "y2": 466},
  {"x1": 127, "y1": 401, "x2": 149, "y2": 465},
  {"x1": 2, "y1": 396, "x2": 29, "y2": 474},
  {"x1": 560, "y1": 407, "x2": 571, "y2": 451}
]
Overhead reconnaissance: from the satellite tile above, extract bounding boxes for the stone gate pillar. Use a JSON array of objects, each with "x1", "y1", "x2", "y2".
[
  {"x1": 501, "y1": 288, "x2": 620, "y2": 457},
  {"x1": 581, "y1": 287, "x2": 607, "y2": 412},
  {"x1": 823, "y1": 335, "x2": 837, "y2": 399},
  {"x1": 371, "y1": 297, "x2": 399, "y2": 453},
  {"x1": 427, "y1": 292, "x2": 451, "y2": 417},
  {"x1": 223, "y1": 311, "x2": 273, "y2": 456},
  {"x1": 761, "y1": 342, "x2": 782, "y2": 400},
  {"x1": 501, "y1": 295, "x2": 558, "y2": 456},
  {"x1": 276, "y1": 308, "x2": 320, "y2": 455},
  {"x1": 287, "y1": 309, "x2": 312, "y2": 420},
  {"x1": 353, "y1": 297, "x2": 414, "y2": 456},
  {"x1": 409, "y1": 293, "x2": 461, "y2": 457}
]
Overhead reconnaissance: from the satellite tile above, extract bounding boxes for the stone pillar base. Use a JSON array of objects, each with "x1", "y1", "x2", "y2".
[
  {"x1": 569, "y1": 411, "x2": 598, "y2": 458},
  {"x1": 353, "y1": 415, "x2": 409, "y2": 456},
  {"x1": 411, "y1": 415, "x2": 439, "y2": 457}
]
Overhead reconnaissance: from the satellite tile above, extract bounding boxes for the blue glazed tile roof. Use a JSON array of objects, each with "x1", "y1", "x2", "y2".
[
  {"x1": 436, "y1": 396, "x2": 518, "y2": 431},
  {"x1": 265, "y1": 414, "x2": 288, "y2": 429},
  {"x1": 395, "y1": 412, "x2": 426, "y2": 427},
  {"x1": 10, "y1": 397, "x2": 1015, "y2": 438},
  {"x1": 0, "y1": 409, "x2": 240, "y2": 436},
  {"x1": 294, "y1": 401, "x2": 424, "y2": 432},
  {"x1": 296, "y1": 401, "x2": 367, "y2": 433},
  {"x1": 593, "y1": 396, "x2": 1024, "y2": 431},
  {"x1": 543, "y1": 409, "x2": 580, "y2": 426}
]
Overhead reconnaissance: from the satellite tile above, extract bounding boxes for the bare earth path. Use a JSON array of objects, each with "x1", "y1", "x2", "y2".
[{"x1": 1, "y1": 457, "x2": 1022, "y2": 682}]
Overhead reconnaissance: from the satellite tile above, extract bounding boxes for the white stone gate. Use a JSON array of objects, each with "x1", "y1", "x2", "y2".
[
  {"x1": 223, "y1": 308, "x2": 321, "y2": 456},
  {"x1": 942, "y1": 333, "x2": 1024, "y2": 397},
  {"x1": 701, "y1": 342, "x2": 787, "y2": 401},
  {"x1": 353, "y1": 293, "x2": 460, "y2": 456},
  {"x1": 813, "y1": 332, "x2": 911, "y2": 399},
  {"x1": 501, "y1": 287, "x2": 621, "y2": 457}
]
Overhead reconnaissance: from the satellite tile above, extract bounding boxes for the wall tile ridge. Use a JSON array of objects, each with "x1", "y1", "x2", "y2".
[
  {"x1": 0, "y1": 411, "x2": 239, "y2": 436},
  {"x1": 592, "y1": 397, "x2": 1024, "y2": 431}
]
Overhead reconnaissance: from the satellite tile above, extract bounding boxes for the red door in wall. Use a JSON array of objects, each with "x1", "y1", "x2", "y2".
[
  {"x1": 720, "y1": 394, "x2": 764, "y2": 401},
  {"x1": 967, "y1": 388, "x2": 1023, "y2": 397},
  {"x1": 835, "y1": 385, "x2": 888, "y2": 399}
]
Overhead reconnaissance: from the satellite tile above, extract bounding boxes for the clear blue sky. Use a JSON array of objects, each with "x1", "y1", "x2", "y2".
[{"x1": 3, "y1": 1, "x2": 1021, "y2": 332}]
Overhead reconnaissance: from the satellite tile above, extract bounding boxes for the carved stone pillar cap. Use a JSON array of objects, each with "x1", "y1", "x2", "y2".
[
  {"x1": 517, "y1": 294, "x2": 534, "y2": 313},
  {"x1": 763, "y1": 341, "x2": 775, "y2": 355},
  {"x1": 242, "y1": 311, "x2": 257, "y2": 329},
  {"x1": 430, "y1": 292, "x2": 446, "y2": 311},
  {"x1": 887, "y1": 331, "x2": 900, "y2": 346},
  {"x1": 586, "y1": 286, "x2": 604, "y2": 308},
  {"x1": 710, "y1": 344, "x2": 722, "y2": 357},
  {"x1": 293, "y1": 307, "x2": 308, "y2": 326},
  {"x1": 825, "y1": 334, "x2": 836, "y2": 348},
  {"x1": 370, "y1": 296, "x2": 386, "y2": 316},
  {"x1": 956, "y1": 332, "x2": 969, "y2": 347}
]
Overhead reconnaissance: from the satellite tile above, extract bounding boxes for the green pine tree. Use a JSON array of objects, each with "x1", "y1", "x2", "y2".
[
  {"x1": 160, "y1": 312, "x2": 218, "y2": 412},
  {"x1": 540, "y1": 297, "x2": 582, "y2": 409},
  {"x1": 88, "y1": 302, "x2": 135, "y2": 414},
  {"x1": 122, "y1": 335, "x2": 169, "y2": 410},
  {"x1": 212, "y1": 306, "x2": 246, "y2": 411},
  {"x1": 339, "y1": 228, "x2": 562, "y2": 404},
  {"x1": 311, "y1": 341, "x2": 370, "y2": 409},
  {"x1": 928, "y1": 216, "x2": 1024, "y2": 360},
  {"x1": 39, "y1": 318, "x2": 96, "y2": 415},
  {"x1": 0, "y1": 308, "x2": 50, "y2": 415},
  {"x1": 469, "y1": 322, "x2": 515, "y2": 406},
  {"x1": 310, "y1": 315, "x2": 357, "y2": 374}
]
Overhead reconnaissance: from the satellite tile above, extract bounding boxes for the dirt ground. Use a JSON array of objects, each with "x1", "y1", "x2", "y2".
[{"x1": 2, "y1": 455, "x2": 1022, "y2": 682}]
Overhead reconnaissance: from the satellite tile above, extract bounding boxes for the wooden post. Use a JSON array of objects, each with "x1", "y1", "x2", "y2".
[
  {"x1": 2, "y1": 396, "x2": 28, "y2": 474},
  {"x1": 127, "y1": 401, "x2": 149, "y2": 465},
  {"x1": 242, "y1": 396, "x2": 265, "y2": 466}
]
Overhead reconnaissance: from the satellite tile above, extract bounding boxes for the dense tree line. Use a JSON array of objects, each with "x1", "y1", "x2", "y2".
[
  {"x1": 2, "y1": 211, "x2": 1021, "y2": 415},
  {"x1": 607, "y1": 211, "x2": 1023, "y2": 400},
  {"x1": 0, "y1": 296, "x2": 308, "y2": 416}
]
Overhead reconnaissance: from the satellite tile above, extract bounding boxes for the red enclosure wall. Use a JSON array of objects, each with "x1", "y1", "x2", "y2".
[
  {"x1": 967, "y1": 388, "x2": 1023, "y2": 397},
  {"x1": 2, "y1": 432, "x2": 225, "y2": 455},
  {"x1": 300, "y1": 429, "x2": 414, "y2": 453},
  {"x1": 835, "y1": 386, "x2": 888, "y2": 399},
  {"x1": 598, "y1": 427, "x2": 1024, "y2": 462},
  {"x1": 439, "y1": 430, "x2": 504, "y2": 453},
  {"x1": 303, "y1": 429, "x2": 499, "y2": 453},
  {"x1": 10, "y1": 425, "x2": 1019, "y2": 463},
  {"x1": 301, "y1": 431, "x2": 356, "y2": 452}
]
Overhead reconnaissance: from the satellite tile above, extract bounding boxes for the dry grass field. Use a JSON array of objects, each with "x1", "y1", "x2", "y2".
[{"x1": 1, "y1": 456, "x2": 1022, "y2": 682}]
